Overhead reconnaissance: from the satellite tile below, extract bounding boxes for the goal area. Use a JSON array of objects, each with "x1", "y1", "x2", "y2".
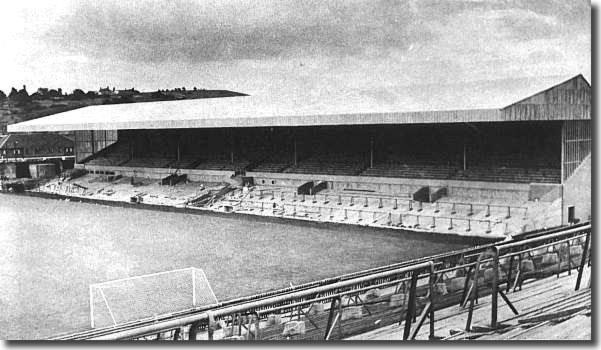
[{"x1": 89, "y1": 267, "x2": 218, "y2": 328}]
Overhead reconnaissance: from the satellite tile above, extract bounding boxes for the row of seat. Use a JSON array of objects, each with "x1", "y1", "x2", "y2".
[
  {"x1": 455, "y1": 167, "x2": 561, "y2": 184},
  {"x1": 362, "y1": 164, "x2": 456, "y2": 180},
  {"x1": 85, "y1": 148, "x2": 561, "y2": 183},
  {"x1": 283, "y1": 155, "x2": 367, "y2": 176},
  {"x1": 121, "y1": 157, "x2": 174, "y2": 168},
  {"x1": 195, "y1": 159, "x2": 251, "y2": 172}
]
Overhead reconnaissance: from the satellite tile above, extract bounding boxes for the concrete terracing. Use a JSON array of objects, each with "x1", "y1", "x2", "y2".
[{"x1": 32, "y1": 173, "x2": 561, "y2": 240}]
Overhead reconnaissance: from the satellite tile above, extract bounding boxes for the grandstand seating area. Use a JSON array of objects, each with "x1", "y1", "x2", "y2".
[
  {"x1": 85, "y1": 148, "x2": 561, "y2": 184},
  {"x1": 121, "y1": 157, "x2": 174, "y2": 168},
  {"x1": 195, "y1": 158, "x2": 251, "y2": 172},
  {"x1": 455, "y1": 166, "x2": 561, "y2": 184},
  {"x1": 362, "y1": 157, "x2": 457, "y2": 180},
  {"x1": 250, "y1": 153, "x2": 293, "y2": 173},
  {"x1": 169, "y1": 157, "x2": 202, "y2": 169},
  {"x1": 283, "y1": 154, "x2": 367, "y2": 176},
  {"x1": 83, "y1": 124, "x2": 563, "y2": 184}
]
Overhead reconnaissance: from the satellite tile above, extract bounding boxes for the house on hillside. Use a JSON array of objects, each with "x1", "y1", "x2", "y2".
[{"x1": 99, "y1": 87, "x2": 115, "y2": 96}]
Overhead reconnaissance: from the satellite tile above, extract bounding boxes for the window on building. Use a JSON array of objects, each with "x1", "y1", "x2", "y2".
[{"x1": 568, "y1": 206, "x2": 576, "y2": 224}]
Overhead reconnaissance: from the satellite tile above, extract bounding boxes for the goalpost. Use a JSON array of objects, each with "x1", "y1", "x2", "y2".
[{"x1": 89, "y1": 267, "x2": 218, "y2": 329}]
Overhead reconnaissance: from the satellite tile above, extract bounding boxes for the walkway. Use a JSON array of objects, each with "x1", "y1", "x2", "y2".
[{"x1": 347, "y1": 266, "x2": 591, "y2": 341}]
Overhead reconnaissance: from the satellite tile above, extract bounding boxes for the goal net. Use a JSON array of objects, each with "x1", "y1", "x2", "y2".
[{"x1": 89, "y1": 267, "x2": 218, "y2": 328}]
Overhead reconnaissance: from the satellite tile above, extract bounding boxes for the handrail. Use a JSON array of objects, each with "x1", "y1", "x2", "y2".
[
  {"x1": 90, "y1": 262, "x2": 434, "y2": 340},
  {"x1": 486, "y1": 223, "x2": 592, "y2": 329},
  {"x1": 496, "y1": 224, "x2": 591, "y2": 252},
  {"x1": 53, "y1": 223, "x2": 586, "y2": 341}
]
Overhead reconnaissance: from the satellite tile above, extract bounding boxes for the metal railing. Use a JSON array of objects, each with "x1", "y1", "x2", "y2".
[
  {"x1": 53, "y1": 223, "x2": 590, "y2": 341},
  {"x1": 244, "y1": 188, "x2": 527, "y2": 218},
  {"x1": 88, "y1": 262, "x2": 435, "y2": 341}
]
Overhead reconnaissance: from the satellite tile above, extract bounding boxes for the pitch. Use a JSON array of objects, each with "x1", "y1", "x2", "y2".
[{"x1": 0, "y1": 194, "x2": 472, "y2": 339}]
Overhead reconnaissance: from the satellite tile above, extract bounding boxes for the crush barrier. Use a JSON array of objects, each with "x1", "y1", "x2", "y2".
[
  {"x1": 248, "y1": 189, "x2": 527, "y2": 215},
  {"x1": 236, "y1": 198, "x2": 499, "y2": 234}
]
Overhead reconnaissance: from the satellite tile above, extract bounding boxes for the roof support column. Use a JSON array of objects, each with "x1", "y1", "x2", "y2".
[
  {"x1": 293, "y1": 137, "x2": 298, "y2": 167},
  {"x1": 463, "y1": 141, "x2": 467, "y2": 171},
  {"x1": 560, "y1": 121, "x2": 565, "y2": 225},
  {"x1": 129, "y1": 136, "x2": 133, "y2": 161},
  {"x1": 90, "y1": 131, "x2": 95, "y2": 154},
  {"x1": 369, "y1": 136, "x2": 374, "y2": 168},
  {"x1": 177, "y1": 136, "x2": 181, "y2": 162},
  {"x1": 230, "y1": 130, "x2": 234, "y2": 164},
  {"x1": 560, "y1": 121, "x2": 565, "y2": 183}
]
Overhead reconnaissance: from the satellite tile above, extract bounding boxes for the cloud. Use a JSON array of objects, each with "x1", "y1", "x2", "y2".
[
  {"x1": 43, "y1": 0, "x2": 431, "y2": 63},
  {"x1": 0, "y1": 0, "x2": 590, "y2": 95}
]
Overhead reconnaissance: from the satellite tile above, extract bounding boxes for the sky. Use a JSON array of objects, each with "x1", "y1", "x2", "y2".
[{"x1": 0, "y1": 0, "x2": 591, "y2": 107}]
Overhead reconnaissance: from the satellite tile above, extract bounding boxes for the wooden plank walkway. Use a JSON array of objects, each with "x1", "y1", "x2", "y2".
[{"x1": 346, "y1": 266, "x2": 591, "y2": 341}]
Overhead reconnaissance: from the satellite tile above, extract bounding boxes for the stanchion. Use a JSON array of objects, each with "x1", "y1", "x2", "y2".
[
  {"x1": 324, "y1": 194, "x2": 329, "y2": 204},
  {"x1": 451, "y1": 203, "x2": 456, "y2": 215},
  {"x1": 378, "y1": 198, "x2": 383, "y2": 209},
  {"x1": 301, "y1": 194, "x2": 306, "y2": 202},
  {"x1": 468, "y1": 204, "x2": 473, "y2": 216},
  {"x1": 387, "y1": 212, "x2": 392, "y2": 226},
  {"x1": 402, "y1": 271, "x2": 420, "y2": 340},
  {"x1": 259, "y1": 190, "x2": 263, "y2": 199},
  {"x1": 466, "y1": 219, "x2": 471, "y2": 232},
  {"x1": 486, "y1": 220, "x2": 492, "y2": 233},
  {"x1": 409, "y1": 200, "x2": 413, "y2": 211},
  {"x1": 293, "y1": 192, "x2": 297, "y2": 202},
  {"x1": 506, "y1": 206, "x2": 511, "y2": 219},
  {"x1": 337, "y1": 195, "x2": 342, "y2": 205},
  {"x1": 350, "y1": 197, "x2": 354, "y2": 206},
  {"x1": 448, "y1": 218, "x2": 454, "y2": 230},
  {"x1": 430, "y1": 216, "x2": 436, "y2": 229},
  {"x1": 566, "y1": 240, "x2": 572, "y2": 276},
  {"x1": 418, "y1": 201, "x2": 423, "y2": 212},
  {"x1": 394, "y1": 198, "x2": 398, "y2": 210},
  {"x1": 281, "y1": 191, "x2": 285, "y2": 201},
  {"x1": 329, "y1": 207, "x2": 334, "y2": 220},
  {"x1": 364, "y1": 197, "x2": 368, "y2": 208},
  {"x1": 485, "y1": 205, "x2": 490, "y2": 217},
  {"x1": 399, "y1": 213, "x2": 403, "y2": 226},
  {"x1": 312, "y1": 194, "x2": 317, "y2": 203},
  {"x1": 434, "y1": 202, "x2": 439, "y2": 213},
  {"x1": 344, "y1": 209, "x2": 348, "y2": 220},
  {"x1": 575, "y1": 230, "x2": 591, "y2": 291}
]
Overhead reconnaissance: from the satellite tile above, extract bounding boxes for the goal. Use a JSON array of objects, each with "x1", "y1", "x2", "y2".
[{"x1": 89, "y1": 267, "x2": 218, "y2": 328}]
